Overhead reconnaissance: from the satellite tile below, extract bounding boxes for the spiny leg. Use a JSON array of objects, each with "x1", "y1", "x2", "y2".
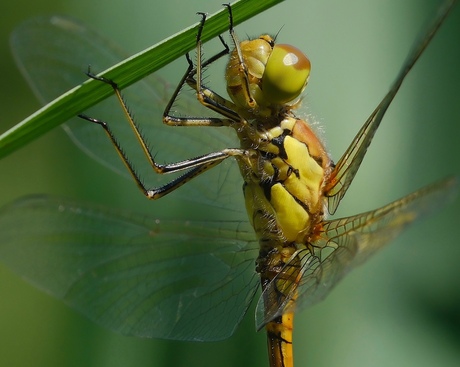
[
  {"x1": 80, "y1": 110, "x2": 244, "y2": 199},
  {"x1": 164, "y1": 10, "x2": 240, "y2": 125},
  {"x1": 223, "y1": 3, "x2": 256, "y2": 109}
]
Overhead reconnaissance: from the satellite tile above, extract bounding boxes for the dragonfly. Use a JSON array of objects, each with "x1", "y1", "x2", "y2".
[{"x1": 0, "y1": 2, "x2": 458, "y2": 367}]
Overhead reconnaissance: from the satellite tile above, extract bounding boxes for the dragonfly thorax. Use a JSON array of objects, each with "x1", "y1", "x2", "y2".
[
  {"x1": 226, "y1": 35, "x2": 311, "y2": 121},
  {"x1": 238, "y1": 116, "x2": 332, "y2": 246}
]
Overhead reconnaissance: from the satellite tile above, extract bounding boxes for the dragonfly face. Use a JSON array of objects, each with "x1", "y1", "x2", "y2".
[
  {"x1": 0, "y1": 2, "x2": 458, "y2": 367},
  {"x1": 226, "y1": 35, "x2": 311, "y2": 116}
]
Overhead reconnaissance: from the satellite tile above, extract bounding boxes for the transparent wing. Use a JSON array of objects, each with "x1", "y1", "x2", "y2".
[
  {"x1": 10, "y1": 15, "x2": 244, "y2": 211},
  {"x1": 0, "y1": 195, "x2": 259, "y2": 341},
  {"x1": 324, "y1": 0, "x2": 456, "y2": 215},
  {"x1": 256, "y1": 177, "x2": 458, "y2": 329}
]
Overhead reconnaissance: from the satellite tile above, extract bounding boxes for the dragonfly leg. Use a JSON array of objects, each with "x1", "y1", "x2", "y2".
[
  {"x1": 79, "y1": 113, "x2": 246, "y2": 199},
  {"x1": 78, "y1": 4, "x2": 251, "y2": 200},
  {"x1": 164, "y1": 8, "x2": 243, "y2": 127},
  {"x1": 223, "y1": 3, "x2": 256, "y2": 110}
]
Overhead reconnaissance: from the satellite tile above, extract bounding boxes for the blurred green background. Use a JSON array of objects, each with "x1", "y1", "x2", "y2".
[{"x1": 0, "y1": 0, "x2": 459, "y2": 366}]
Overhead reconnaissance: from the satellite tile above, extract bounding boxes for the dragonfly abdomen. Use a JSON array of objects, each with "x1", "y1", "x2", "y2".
[
  {"x1": 266, "y1": 312, "x2": 295, "y2": 367},
  {"x1": 256, "y1": 239, "x2": 301, "y2": 367}
]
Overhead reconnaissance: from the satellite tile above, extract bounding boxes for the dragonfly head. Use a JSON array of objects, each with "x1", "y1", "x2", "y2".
[{"x1": 226, "y1": 35, "x2": 311, "y2": 119}]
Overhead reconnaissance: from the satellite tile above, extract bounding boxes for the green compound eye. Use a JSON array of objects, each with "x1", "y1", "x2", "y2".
[{"x1": 262, "y1": 44, "x2": 311, "y2": 104}]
